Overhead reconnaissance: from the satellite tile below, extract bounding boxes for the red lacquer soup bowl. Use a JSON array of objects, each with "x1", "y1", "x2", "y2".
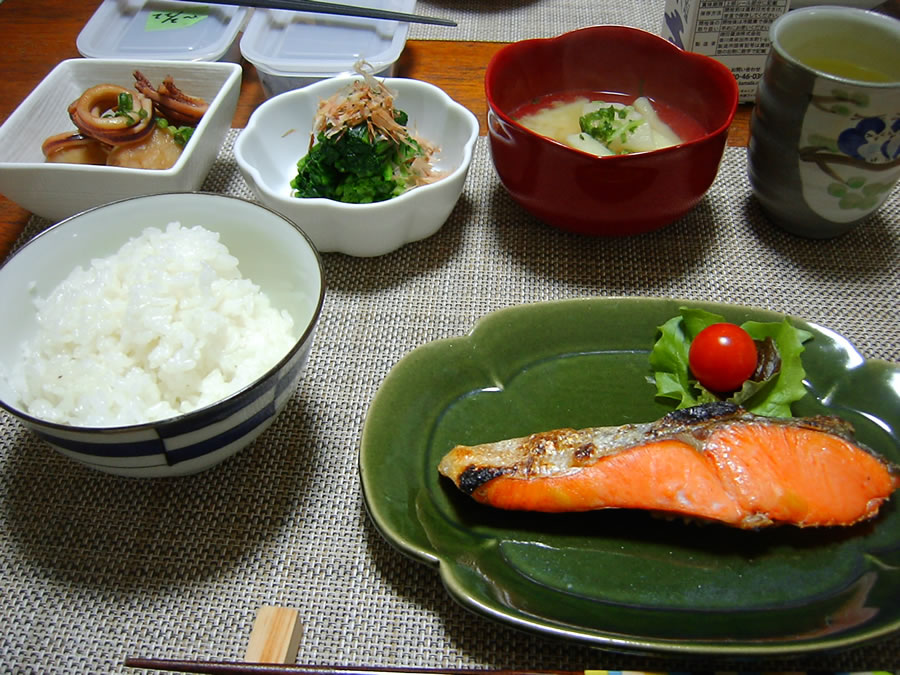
[{"x1": 485, "y1": 26, "x2": 739, "y2": 236}]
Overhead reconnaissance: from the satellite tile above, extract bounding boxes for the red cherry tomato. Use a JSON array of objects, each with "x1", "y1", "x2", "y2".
[{"x1": 688, "y1": 323, "x2": 758, "y2": 393}]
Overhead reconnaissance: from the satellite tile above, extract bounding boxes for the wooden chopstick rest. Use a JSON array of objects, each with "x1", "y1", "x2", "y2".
[{"x1": 244, "y1": 606, "x2": 304, "y2": 664}]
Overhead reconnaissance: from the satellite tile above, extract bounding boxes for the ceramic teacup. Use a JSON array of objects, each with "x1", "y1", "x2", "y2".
[{"x1": 748, "y1": 7, "x2": 900, "y2": 238}]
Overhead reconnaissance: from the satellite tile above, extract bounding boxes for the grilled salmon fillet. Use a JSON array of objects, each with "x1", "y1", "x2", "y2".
[{"x1": 438, "y1": 402, "x2": 900, "y2": 529}]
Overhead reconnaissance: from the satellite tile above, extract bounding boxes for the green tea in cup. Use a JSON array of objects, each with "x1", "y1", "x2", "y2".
[
  {"x1": 748, "y1": 7, "x2": 900, "y2": 238},
  {"x1": 796, "y1": 57, "x2": 894, "y2": 83}
]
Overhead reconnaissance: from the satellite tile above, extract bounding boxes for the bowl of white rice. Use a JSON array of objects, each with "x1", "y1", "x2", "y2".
[{"x1": 0, "y1": 192, "x2": 325, "y2": 477}]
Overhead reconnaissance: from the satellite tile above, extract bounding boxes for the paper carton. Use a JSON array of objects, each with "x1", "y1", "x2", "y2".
[{"x1": 661, "y1": 0, "x2": 791, "y2": 102}]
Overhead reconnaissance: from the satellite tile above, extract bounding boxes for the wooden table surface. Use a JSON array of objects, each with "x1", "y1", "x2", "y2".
[{"x1": 0, "y1": 0, "x2": 752, "y2": 261}]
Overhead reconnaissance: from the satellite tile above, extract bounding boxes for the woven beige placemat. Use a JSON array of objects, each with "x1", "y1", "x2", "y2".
[
  {"x1": 1, "y1": 132, "x2": 898, "y2": 674},
  {"x1": 409, "y1": 0, "x2": 665, "y2": 41}
]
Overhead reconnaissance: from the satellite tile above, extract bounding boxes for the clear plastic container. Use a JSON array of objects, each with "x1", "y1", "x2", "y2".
[
  {"x1": 77, "y1": 0, "x2": 250, "y2": 62},
  {"x1": 239, "y1": 1, "x2": 414, "y2": 98}
]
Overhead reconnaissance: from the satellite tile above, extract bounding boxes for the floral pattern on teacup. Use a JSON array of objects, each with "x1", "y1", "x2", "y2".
[
  {"x1": 838, "y1": 116, "x2": 900, "y2": 163},
  {"x1": 798, "y1": 85, "x2": 900, "y2": 222}
]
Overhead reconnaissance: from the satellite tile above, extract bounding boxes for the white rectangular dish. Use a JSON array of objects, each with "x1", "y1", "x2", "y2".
[
  {"x1": 240, "y1": 0, "x2": 414, "y2": 98},
  {"x1": 0, "y1": 59, "x2": 241, "y2": 222},
  {"x1": 77, "y1": 0, "x2": 249, "y2": 62}
]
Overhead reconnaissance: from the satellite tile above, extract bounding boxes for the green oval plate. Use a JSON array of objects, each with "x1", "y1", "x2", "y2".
[{"x1": 359, "y1": 297, "x2": 900, "y2": 657}]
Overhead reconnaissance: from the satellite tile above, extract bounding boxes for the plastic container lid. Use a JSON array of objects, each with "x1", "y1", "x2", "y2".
[
  {"x1": 77, "y1": 0, "x2": 249, "y2": 62},
  {"x1": 239, "y1": 1, "x2": 414, "y2": 78}
]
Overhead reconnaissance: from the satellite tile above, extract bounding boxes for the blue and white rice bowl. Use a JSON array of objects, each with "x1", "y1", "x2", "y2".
[{"x1": 0, "y1": 192, "x2": 325, "y2": 477}]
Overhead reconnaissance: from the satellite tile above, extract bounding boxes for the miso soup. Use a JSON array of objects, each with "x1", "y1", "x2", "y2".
[{"x1": 513, "y1": 91, "x2": 705, "y2": 156}]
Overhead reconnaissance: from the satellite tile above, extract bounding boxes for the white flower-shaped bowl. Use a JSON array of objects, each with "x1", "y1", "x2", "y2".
[
  {"x1": 0, "y1": 59, "x2": 241, "y2": 223},
  {"x1": 234, "y1": 75, "x2": 479, "y2": 257}
]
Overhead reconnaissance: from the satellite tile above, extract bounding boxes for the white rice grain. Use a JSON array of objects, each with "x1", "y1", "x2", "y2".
[{"x1": 8, "y1": 222, "x2": 296, "y2": 427}]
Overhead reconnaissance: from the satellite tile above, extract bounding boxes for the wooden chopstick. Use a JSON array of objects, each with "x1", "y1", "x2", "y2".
[
  {"x1": 124, "y1": 660, "x2": 572, "y2": 675},
  {"x1": 201, "y1": 0, "x2": 457, "y2": 26}
]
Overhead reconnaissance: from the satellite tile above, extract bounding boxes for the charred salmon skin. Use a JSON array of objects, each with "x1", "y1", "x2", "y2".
[{"x1": 438, "y1": 402, "x2": 900, "y2": 529}]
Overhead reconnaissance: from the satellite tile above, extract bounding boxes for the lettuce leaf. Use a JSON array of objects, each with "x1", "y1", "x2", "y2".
[{"x1": 649, "y1": 307, "x2": 813, "y2": 417}]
